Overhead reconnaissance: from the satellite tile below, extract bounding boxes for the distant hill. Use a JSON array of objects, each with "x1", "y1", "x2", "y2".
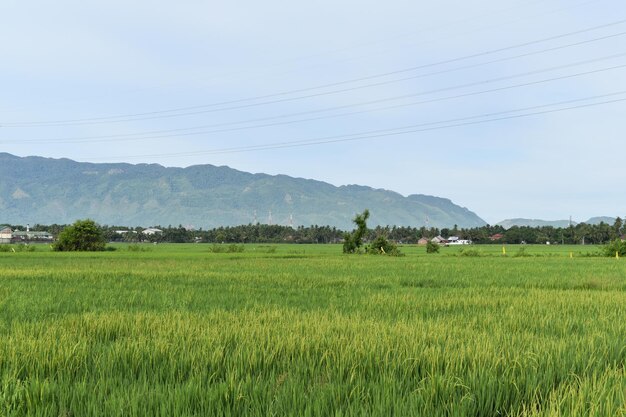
[
  {"x1": 497, "y1": 216, "x2": 619, "y2": 229},
  {"x1": 0, "y1": 153, "x2": 486, "y2": 229},
  {"x1": 583, "y1": 216, "x2": 616, "y2": 225},
  {"x1": 496, "y1": 218, "x2": 575, "y2": 229}
]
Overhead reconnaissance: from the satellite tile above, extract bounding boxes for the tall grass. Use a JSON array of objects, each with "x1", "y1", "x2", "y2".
[{"x1": 0, "y1": 245, "x2": 624, "y2": 416}]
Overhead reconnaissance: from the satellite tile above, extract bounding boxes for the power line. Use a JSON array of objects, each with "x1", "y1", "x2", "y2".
[
  {"x1": 6, "y1": 54, "x2": 626, "y2": 144},
  {"x1": 3, "y1": 0, "x2": 600, "y2": 117},
  {"x1": 83, "y1": 91, "x2": 626, "y2": 160},
  {"x1": 13, "y1": 29, "x2": 626, "y2": 139},
  {"x1": 4, "y1": 17, "x2": 626, "y2": 127}
]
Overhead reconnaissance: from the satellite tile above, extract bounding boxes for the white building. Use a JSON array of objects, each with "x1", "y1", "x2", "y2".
[
  {"x1": 0, "y1": 227, "x2": 12, "y2": 244},
  {"x1": 447, "y1": 239, "x2": 472, "y2": 245}
]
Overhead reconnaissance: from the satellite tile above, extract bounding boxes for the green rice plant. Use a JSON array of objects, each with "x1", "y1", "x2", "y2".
[{"x1": 0, "y1": 244, "x2": 625, "y2": 416}]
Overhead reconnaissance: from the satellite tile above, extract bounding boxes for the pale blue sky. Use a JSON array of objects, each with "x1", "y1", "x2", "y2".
[{"x1": 1, "y1": 0, "x2": 625, "y2": 224}]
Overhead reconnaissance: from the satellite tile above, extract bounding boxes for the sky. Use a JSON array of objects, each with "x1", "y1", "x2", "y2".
[{"x1": 1, "y1": 0, "x2": 625, "y2": 224}]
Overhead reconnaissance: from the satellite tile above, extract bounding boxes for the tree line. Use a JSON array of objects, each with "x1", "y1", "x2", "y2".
[{"x1": 4, "y1": 217, "x2": 623, "y2": 245}]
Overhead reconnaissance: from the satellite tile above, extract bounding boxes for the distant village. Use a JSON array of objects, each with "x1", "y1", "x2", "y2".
[{"x1": 0, "y1": 225, "x2": 54, "y2": 244}]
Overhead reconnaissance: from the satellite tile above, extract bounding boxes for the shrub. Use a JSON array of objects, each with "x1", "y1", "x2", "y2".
[
  {"x1": 53, "y1": 219, "x2": 106, "y2": 252},
  {"x1": 228, "y1": 244, "x2": 245, "y2": 253},
  {"x1": 259, "y1": 246, "x2": 276, "y2": 254},
  {"x1": 367, "y1": 235, "x2": 404, "y2": 256},
  {"x1": 15, "y1": 244, "x2": 35, "y2": 252},
  {"x1": 426, "y1": 241, "x2": 440, "y2": 254},
  {"x1": 127, "y1": 244, "x2": 151, "y2": 252},
  {"x1": 512, "y1": 247, "x2": 532, "y2": 257},
  {"x1": 458, "y1": 248, "x2": 482, "y2": 257},
  {"x1": 602, "y1": 239, "x2": 626, "y2": 257},
  {"x1": 209, "y1": 244, "x2": 245, "y2": 253},
  {"x1": 208, "y1": 244, "x2": 226, "y2": 253}
]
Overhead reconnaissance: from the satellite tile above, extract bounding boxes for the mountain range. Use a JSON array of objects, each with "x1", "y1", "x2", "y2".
[{"x1": 0, "y1": 153, "x2": 486, "y2": 230}]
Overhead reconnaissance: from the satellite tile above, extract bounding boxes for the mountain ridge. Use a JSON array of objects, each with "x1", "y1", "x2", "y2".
[
  {"x1": 496, "y1": 216, "x2": 617, "y2": 229},
  {"x1": 0, "y1": 153, "x2": 485, "y2": 229}
]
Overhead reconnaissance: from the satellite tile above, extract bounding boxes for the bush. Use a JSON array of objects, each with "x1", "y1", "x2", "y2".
[
  {"x1": 53, "y1": 219, "x2": 106, "y2": 252},
  {"x1": 602, "y1": 239, "x2": 626, "y2": 257},
  {"x1": 15, "y1": 244, "x2": 35, "y2": 252},
  {"x1": 208, "y1": 244, "x2": 245, "y2": 253},
  {"x1": 426, "y1": 241, "x2": 440, "y2": 254},
  {"x1": 512, "y1": 247, "x2": 532, "y2": 257},
  {"x1": 208, "y1": 244, "x2": 226, "y2": 253},
  {"x1": 127, "y1": 244, "x2": 151, "y2": 252},
  {"x1": 458, "y1": 248, "x2": 482, "y2": 257},
  {"x1": 228, "y1": 244, "x2": 245, "y2": 253},
  {"x1": 367, "y1": 235, "x2": 404, "y2": 256},
  {"x1": 0, "y1": 244, "x2": 12, "y2": 252}
]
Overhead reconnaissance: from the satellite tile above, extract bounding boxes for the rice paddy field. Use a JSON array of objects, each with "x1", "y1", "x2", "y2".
[{"x1": 0, "y1": 243, "x2": 625, "y2": 416}]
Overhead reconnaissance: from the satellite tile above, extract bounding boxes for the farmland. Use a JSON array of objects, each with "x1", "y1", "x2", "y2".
[{"x1": 0, "y1": 244, "x2": 625, "y2": 416}]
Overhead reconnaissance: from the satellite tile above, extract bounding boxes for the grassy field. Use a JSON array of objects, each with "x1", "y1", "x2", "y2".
[{"x1": 0, "y1": 244, "x2": 625, "y2": 416}]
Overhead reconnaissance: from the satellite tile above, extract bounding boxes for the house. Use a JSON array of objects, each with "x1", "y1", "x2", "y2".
[
  {"x1": 490, "y1": 233, "x2": 504, "y2": 241},
  {"x1": 447, "y1": 236, "x2": 460, "y2": 243},
  {"x1": 417, "y1": 237, "x2": 429, "y2": 245},
  {"x1": 431, "y1": 236, "x2": 447, "y2": 244},
  {"x1": 142, "y1": 228, "x2": 163, "y2": 236},
  {"x1": 0, "y1": 227, "x2": 12, "y2": 244},
  {"x1": 448, "y1": 239, "x2": 472, "y2": 245}
]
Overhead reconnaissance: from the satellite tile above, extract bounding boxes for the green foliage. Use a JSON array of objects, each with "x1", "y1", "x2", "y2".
[
  {"x1": 602, "y1": 239, "x2": 626, "y2": 257},
  {"x1": 14, "y1": 244, "x2": 36, "y2": 252},
  {"x1": 208, "y1": 244, "x2": 245, "y2": 253},
  {"x1": 366, "y1": 235, "x2": 404, "y2": 256},
  {"x1": 512, "y1": 247, "x2": 532, "y2": 257},
  {"x1": 0, "y1": 244, "x2": 12, "y2": 252},
  {"x1": 458, "y1": 247, "x2": 483, "y2": 257},
  {"x1": 127, "y1": 244, "x2": 152, "y2": 252},
  {"x1": 426, "y1": 240, "x2": 440, "y2": 254},
  {"x1": 53, "y1": 219, "x2": 106, "y2": 252},
  {"x1": 343, "y1": 209, "x2": 370, "y2": 254}
]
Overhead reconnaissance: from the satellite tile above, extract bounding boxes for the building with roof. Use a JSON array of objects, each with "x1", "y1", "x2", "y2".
[
  {"x1": 0, "y1": 227, "x2": 12, "y2": 244},
  {"x1": 11, "y1": 230, "x2": 54, "y2": 243}
]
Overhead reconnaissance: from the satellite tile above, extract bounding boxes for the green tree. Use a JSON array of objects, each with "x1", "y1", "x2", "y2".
[
  {"x1": 343, "y1": 209, "x2": 370, "y2": 254},
  {"x1": 54, "y1": 219, "x2": 106, "y2": 252},
  {"x1": 613, "y1": 217, "x2": 623, "y2": 239}
]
